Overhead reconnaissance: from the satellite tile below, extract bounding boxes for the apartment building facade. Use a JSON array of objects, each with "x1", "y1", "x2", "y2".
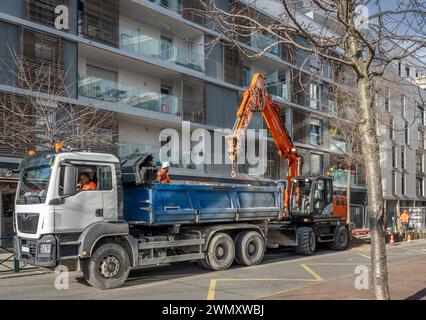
[{"x1": 0, "y1": 0, "x2": 421, "y2": 238}]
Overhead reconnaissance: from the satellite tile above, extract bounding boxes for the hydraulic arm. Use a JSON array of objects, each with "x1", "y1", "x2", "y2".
[{"x1": 226, "y1": 73, "x2": 303, "y2": 212}]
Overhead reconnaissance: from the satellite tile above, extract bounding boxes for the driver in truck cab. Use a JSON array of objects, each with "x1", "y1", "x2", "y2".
[
  {"x1": 77, "y1": 173, "x2": 97, "y2": 191},
  {"x1": 156, "y1": 162, "x2": 171, "y2": 184}
]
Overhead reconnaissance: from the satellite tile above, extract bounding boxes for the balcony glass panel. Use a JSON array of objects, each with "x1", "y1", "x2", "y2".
[
  {"x1": 78, "y1": 75, "x2": 181, "y2": 116},
  {"x1": 119, "y1": 25, "x2": 204, "y2": 72}
]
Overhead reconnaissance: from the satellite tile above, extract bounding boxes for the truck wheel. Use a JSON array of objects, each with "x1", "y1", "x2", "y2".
[
  {"x1": 328, "y1": 226, "x2": 350, "y2": 250},
  {"x1": 235, "y1": 231, "x2": 265, "y2": 266},
  {"x1": 196, "y1": 256, "x2": 210, "y2": 269},
  {"x1": 83, "y1": 243, "x2": 130, "y2": 290},
  {"x1": 296, "y1": 227, "x2": 316, "y2": 255},
  {"x1": 202, "y1": 233, "x2": 235, "y2": 271}
]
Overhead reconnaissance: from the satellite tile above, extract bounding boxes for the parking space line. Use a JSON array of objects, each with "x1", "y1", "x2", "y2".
[
  {"x1": 358, "y1": 253, "x2": 371, "y2": 259},
  {"x1": 300, "y1": 264, "x2": 324, "y2": 282},
  {"x1": 206, "y1": 277, "x2": 321, "y2": 300},
  {"x1": 207, "y1": 280, "x2": 217, "y2": 300}
]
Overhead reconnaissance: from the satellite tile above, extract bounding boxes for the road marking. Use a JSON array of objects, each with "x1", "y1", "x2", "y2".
[
  {"x1": 207, "y1": 279, "x2": 217, "y2": 300},
  {"x1": 300, "y1": 263, "x2": 324, "y2": 282},
  {"x1": 206, "y1": 277, "x2": 321, "y2": 300},
  {"x1": 305, "y1": 262, "x2": 361, "y2": 266},
  {"x1": 397, "y1": 247, "x2": 426, "y2": 254},
  {"x1": 358, "y1": 253, "x2": 371, "y2": 259}
]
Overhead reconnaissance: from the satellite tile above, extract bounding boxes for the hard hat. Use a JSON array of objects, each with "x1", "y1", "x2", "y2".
[{"x1": 162, "y1": 162, "x2": 170, "y2": 169}]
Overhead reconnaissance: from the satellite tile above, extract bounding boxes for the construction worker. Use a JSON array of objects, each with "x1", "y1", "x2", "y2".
[
  {"x1": 77, "y1": 173, "x2": 97, "y2": 191},
  {"x1": 156, "y1": 162, "x2": 171, "y2": 184},
  {"x1": 400, "y1": 209, "x2": 410, "y2": 240}
]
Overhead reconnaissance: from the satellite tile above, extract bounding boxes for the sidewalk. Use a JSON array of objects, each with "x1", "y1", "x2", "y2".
[{"x1": 266, "y1": 254, "x2": 426, "y2": 300}]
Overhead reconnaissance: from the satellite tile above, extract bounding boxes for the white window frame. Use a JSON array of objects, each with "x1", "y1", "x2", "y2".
[{"x1": 401, "y1": 95, "x2": 406, "y2": 118}]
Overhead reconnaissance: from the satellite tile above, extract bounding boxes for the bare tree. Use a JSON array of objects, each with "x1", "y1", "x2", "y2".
[
  {"x1": 198, "y1": 0, "x2": 426, "y2": 299},
  {"x1": 0, "y1": 53, "x2": 117, "y2": 154}
]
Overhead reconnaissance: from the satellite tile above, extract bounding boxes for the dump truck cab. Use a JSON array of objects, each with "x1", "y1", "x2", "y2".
[{"x1": 14, "y1": 150, "x2": 124, "y2": 267}]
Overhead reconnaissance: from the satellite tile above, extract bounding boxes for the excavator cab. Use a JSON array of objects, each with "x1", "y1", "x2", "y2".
[{"x1": 289, "y1": 176, "x2": 333, "y2": 217}]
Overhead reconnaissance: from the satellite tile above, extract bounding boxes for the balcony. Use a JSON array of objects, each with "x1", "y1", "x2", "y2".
[
  {"x1": 78, "y1": 75, "x2": 181, "y2": 117},
  {"x1": 119, "y1": 25, "x2": 204, "y2": 72},
  {"x1": 267, "y1": 82, "x2": 289, "y2": 100},
  {"x1": 148, "y1": 0, "x2": 182, "y2": 13},
  {"x1": 251, "y1": 32, "x2": 280, "y2": 57}
]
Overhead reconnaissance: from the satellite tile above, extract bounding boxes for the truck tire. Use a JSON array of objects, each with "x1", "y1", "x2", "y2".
[
  {"x1": 83, "y1": 243, "x2": 130, "y2": 290},
  {"x1": 196, "y1": 257, "x2": 210, "y2": 269},
  {"x1": 202, "y1": 233, "x2": 235, "y2": 271},
  {"x1": 234, "y1": 231, "x2": 265, "y2": 266},
  {"x1": 296, "y1": 227, "x2": 316, "y2": 255},
  {"x1": 328, "y1": 226, "x2": 350, "y2": 251}
]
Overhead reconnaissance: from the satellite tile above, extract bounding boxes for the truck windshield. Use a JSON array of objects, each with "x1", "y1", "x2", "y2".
[
  {"x1": 17, "y1": 165, "x2": 52, "y2": 204},
  {"x1": 290, "y1": 179, "x2": 312, "y2": 215}
]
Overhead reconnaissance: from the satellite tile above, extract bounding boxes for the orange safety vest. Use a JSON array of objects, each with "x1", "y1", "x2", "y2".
[
  {"x1": 156, "y1": 169, "x2": 170, "y2": 184},
  {"x1": 400, "y1": 213, "x2": 409, "y2": 223},
  {"x1": 82, "y1": 181, "x2": 97, "y2": 191}
]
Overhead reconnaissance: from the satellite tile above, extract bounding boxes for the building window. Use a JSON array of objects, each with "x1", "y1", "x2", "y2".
[
  {"x1": 392, "y1": 145, "x2": 397, "y2": 168},
  {"x1": 310, "y1": 119, "x2": 322, "y2": 145},
  {"x1": 310, "y1": 153, "x2": 323, "y2": 175},
  {"x1": 416, "y1": 177, "x2": 424, "y2": 197},
  {"x1": 401, "y1": 172, "x2": 406, "y2": 195},
  {"x1": 405, "y1": 121, "x2": 409, "y2": 144},
  {"x1": 385, "y1": 89, "x2": 390, "y2": 111},
  {"x1": 242, "y1": 66, "x2": 251, "y2": 87},
  {"x1": 401, "y1": 146, "x2": 405, "y2": 170},
  {"x1": 160, "y1": 36, "x2": 173, "y2": 60},
  {"x1": 416, "y1": 152, "x2": 423, "y2": 173},
  {"x1": 310, "y1": 83, "x2": 320, "y2": 109},
  {"x1": 398, "y1": 62, "x2": 402, "y2": 77},
  {"x1": 35, "y1": 43, "x2": 53, "y2": 61},
  {"x1": 417, "y1": 105, "x2": 424, "y2": 126},
  {"x1": 389, "y1": 117, "x2": 394, "y2": 140},
  {"x1": 418, "y1": 128, "x2": 424, "y2": 149},
  {"x1": 406, "y1": 65, "x2": 410, "y2": 77},
  {"x1": 392, "y1": 171, "x2": 396, "y2": 195},
  {"x1": 401, "y1": 95, "x2": 406, "y2": 118}
]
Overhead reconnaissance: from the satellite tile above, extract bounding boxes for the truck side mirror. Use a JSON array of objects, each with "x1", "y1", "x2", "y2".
[{"x1": 63, "y1": 166, "x2": 77, "y2": 197}]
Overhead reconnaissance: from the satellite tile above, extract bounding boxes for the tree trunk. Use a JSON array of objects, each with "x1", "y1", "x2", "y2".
[
  {"x1": 357, "y1": 77, "x2": 390, "y2": 300},
  {"x1": 346, "y1": 165, "x2": 352, "y2": 229}
]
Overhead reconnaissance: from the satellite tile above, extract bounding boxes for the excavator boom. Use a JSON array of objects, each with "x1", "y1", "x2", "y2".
[{"x1": 227, "y1": 73, "x2": 303, "y2": 213}]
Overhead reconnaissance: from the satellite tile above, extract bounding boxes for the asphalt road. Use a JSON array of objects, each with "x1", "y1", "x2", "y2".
[{"x1": 1, "y1": 239, "x2": 425, "y2": 300}]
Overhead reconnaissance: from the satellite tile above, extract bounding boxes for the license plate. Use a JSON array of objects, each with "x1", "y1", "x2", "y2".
[{"x1": 22, "y1": 246, "x2": 30, "y2": 253}]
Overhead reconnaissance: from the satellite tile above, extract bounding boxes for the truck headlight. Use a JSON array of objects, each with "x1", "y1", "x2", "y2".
[{"x1": 38, "y1": 243, "x2": 52, "y2": 254}]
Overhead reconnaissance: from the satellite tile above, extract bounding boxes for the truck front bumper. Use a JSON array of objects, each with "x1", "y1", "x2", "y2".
[{"x1": 14, "y1": 235, "x2": 58, "y2": 268}]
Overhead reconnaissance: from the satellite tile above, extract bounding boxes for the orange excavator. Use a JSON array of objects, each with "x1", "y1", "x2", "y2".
[
  {"x1": 227, "y1": 73, "x2": 350, "y2": 253},
  {"x1": 227, "y1": 73, "x2": 302, "y2": 216}
]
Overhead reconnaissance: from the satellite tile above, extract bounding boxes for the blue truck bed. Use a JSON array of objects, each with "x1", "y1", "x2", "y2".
[{"x1": 123, "y1": 183, "x2": 282, "y2": 225}]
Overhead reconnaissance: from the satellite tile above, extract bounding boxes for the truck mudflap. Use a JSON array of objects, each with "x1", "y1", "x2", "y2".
[{"x1": 14, "y1": 234, "x2": 58, "y2": 268}]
